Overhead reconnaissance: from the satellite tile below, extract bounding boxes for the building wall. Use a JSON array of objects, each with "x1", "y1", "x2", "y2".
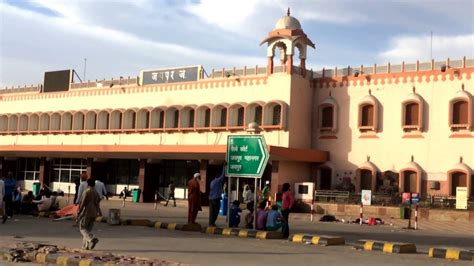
[{"x1": 314, "y1": 68, "x2": 474, "y2": 195}]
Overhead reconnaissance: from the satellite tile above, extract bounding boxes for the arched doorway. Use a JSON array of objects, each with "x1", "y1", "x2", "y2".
[
  {"x1": 360, "y1": 169, "x2": 372, "y2": 190},
  {"x1": 450, "y1": 171, "x2": 467, "y2": 196},
  {"x1": 403, "y1": 170, "x2": 417, "y2": 193},
  {"x1": 319, "y1": 167, "x2": 332, "y2": 190}
]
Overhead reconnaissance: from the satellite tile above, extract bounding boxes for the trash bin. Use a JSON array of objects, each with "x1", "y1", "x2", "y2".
[
  {"x1": 131, "y1": 189, "x2": 141, "y2": 203},
  {"x1": 32, "y1": 182, "x2": 41, "y2": 197},
  {"x1": 219, "y1": 193, "x2": 228, "y2": 216},
  {"x1": 108, "y1": 209, "x2": 121, "y2": 225},
  {"x1": 400, "y1": 206, "x2": 410, "y2": 219}
]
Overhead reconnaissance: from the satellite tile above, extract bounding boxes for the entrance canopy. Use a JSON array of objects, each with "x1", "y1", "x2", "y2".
[{"x1": 0, "y1": 144, "x2": 328, "y2": 163}]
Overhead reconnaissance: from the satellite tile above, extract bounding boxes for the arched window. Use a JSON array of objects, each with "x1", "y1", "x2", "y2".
[
  {"x1": 195, "y1": 105, "x2": 211, "y2": 129},
  {"x1": 399, "y1": 159, "x2": 423, "y2": 195},
  {"x1": 356, "y1": 158, "x2": 378, "y2": 192},
  {"x1": 401, "y1": 90, "x2": 424, "y2": 132},
  {"x1": 50, "y1": 113, "x2": 61, "y2": 132},
  {"x1": 0, "y1": 115, "x2": 8, "y2": 132},
  {"x1": 110, "y1": 110, "x2": 122, "y2": 130},
  {"x1": 211, "y1": 104, "x2": 228, "y2": 129},
  {"x1": 19, "y1": 114, "x2": 29, "y2": 132},
  {"x1": 321, "y1": 106, "x2": 333, "y2": 128},
  {"x1": 263, "y1": 101, "x2": 285, "y2": 128},
  {"x1": 150, "y1": 108, "x2": 165, "y2": 129},
  {"x1": 137, "y1": 109, "x2": 150, "y2": 130},
  {"x1": 245, "y1": 102, "x2": 264, "y2": 127},
  {"x1": 61, "y1": 112, "x2": 73, "y2": 131},
  {"x1": 180, "y1": 106, "x2": 196, "y2": 129},
  {"x1": 85, "y1": 111, "x2": 97, "y2": 131},
  {"x1": 39, "y1": 113, "x2": 50, "y2": 132},
  {"x1": 358, "y1": 93, "x2": 379, "y2": 133},
  {"x1": 448, "y1": 159, "x2": 472, "y2": 197},
  {"x1": 165, "y1": 107, "x2": 180, "y2": 129},
  {"x1": 73, "y1": 112, "x2": 85, "y2": 131},
  {"x1": 452, "y1": 100, "x2": 468, "y2": 124},
  {"x1": 8, "y1": 114, "x2": 19, "y2": 132},
  {"x1": 29, "y1": 114, "x2": 39, "y2": 132},
  {"x1": 319, "y1": 95, "x2": 338, "y2": 133},
  {"x1": 449, "y1": 89, "x2": 472, "y2": 131},
  {"x1": 123, "y1": 109, "x2": 137, "y2": 130},
  {"x1": 229, "y1": 104, "x2": 245, "y2": 128},
  {"x1": 97, "y1": 111, "x2": 110, "y2": 131},
  {"x1": 361, "y1": 105, "x2": 374, "y2": 126}
]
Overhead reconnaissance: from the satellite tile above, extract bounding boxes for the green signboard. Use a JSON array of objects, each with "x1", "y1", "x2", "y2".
[{"x1": 226, "y1": 135, "x2": 269, "y2": 178}]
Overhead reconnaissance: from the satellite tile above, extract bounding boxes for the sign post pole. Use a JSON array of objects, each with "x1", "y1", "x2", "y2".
[
  {"x1": 253, "y1": 177, "x2": 257, "y2": 230},
  {"x1": 227, "y1": 175, "x2": 231, "y2": 228}
]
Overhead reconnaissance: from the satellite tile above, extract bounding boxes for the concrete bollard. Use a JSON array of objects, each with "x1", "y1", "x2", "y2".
[{"x1": 108, "y1": 209, "x2": 121, "y2": 225}]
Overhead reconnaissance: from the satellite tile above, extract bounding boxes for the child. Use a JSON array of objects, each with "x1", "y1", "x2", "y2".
[
  {"x1": 229, "y1": 200, "x2": 242, "y2": 228},
  {"x1": 256, "y1": 201, "x2": 268, "y2": 230}
]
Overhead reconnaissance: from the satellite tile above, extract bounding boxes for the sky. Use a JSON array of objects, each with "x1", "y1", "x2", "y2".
[{"x1": 0, "y1": 0, "x2": 473, "y2": 87}]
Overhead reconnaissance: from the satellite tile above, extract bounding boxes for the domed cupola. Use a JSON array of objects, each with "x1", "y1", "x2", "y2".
[{"x1": 260, "y1": 8, "x2": 315, "y2": 76}]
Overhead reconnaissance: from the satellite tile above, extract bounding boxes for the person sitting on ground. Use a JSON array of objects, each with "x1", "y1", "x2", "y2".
[
  {"x1": 32, "y1": 191, "x2": 57, "y2": 212},
  {"x1": 13, "y1": 186, "x2": 22, "y2": 214},
  {"x1": 265, "y1": 205, "x2": 286, "y2": 232},
  {"x1": 256, "y1": 201, "x2": 268, "y2": 230},
  {"x1": 229, "y1": 200, "x2": 242, "y2": 228},
  {"x1": 245, "y1": 202, "x2": 254, "y2": 229},
  {"x1": 20, "y1": 191, "x2": 36, "y2": 214}
]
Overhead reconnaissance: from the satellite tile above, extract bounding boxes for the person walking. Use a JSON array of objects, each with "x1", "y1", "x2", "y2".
[
  {"x1": 4, "y1": 172, "x2": 16, "y2": 220},
  {"x1": 208, "y1": 164, "x2": 226, "y2": 226},
  {"x1": 77, "y1": 178, "x2": 101, "y2": 250},
  {"x1": 165, "y1": 181, "x2": 176, "y2": 207},
  {"x1": 94, "y1": 179, "x2": 108, "y2": 201},
  {"x1": 187, "y1": 173, "x2": 202, "y2": 224},
  {"x1": 0, "y1": 176, "x2": 6, "y2": 224},
  {"x1": 281, "y1": 183, "x2": 294, "y2": 238}
]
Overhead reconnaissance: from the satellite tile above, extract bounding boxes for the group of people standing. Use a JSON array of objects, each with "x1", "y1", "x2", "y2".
[{"x1": 184, "y1": 162, "x2": 295, "y2": 238}]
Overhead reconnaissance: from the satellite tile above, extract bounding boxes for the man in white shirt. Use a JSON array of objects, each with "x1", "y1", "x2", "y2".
[{"x1": 94, "y1": 180, "x2": 108, "y2": 200}]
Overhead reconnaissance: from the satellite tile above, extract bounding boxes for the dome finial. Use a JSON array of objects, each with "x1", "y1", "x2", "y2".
[{"x1": 287, "y1": 7, "x2": 290, "y2": 16}]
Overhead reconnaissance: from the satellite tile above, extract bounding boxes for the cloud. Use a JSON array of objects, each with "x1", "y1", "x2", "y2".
[
  {"x1": 379, "y1": 34, "x2": 474, "y2": 63},
  {"x1": 0, "y1": 2, "x2": 263, "y2": 87}
]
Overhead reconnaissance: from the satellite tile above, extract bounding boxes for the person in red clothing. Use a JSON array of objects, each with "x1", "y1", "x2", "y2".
[{"x1": 281, "y1": 183, "x2": 294, "y2": 238}]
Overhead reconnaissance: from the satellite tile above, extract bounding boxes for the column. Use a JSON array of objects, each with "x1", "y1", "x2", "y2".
[
  {"x1": 300, "y1": 58, "x2": 306, "y2": 77},
  {"x1": 0, "y1": 156, "x2": 3, "y2": 177},
  {"x1": 138, "y1": 159, "x2": 146, "y2": 202},
  {"x1": 39, "y1": 157, "x2": 46, "y2": 185},
  {"x1": 270, "y1": 161, "x2": 279, "y2": 203},
  {"x1": 199, "y1": 160, "x2": 208, "y2": 193},
  {"x1": 286, "y1": 55, "x2": 293, "y2": 75},
  {"x1": 86, "y1": 158, "x2": 92, "y2": 178},
  {"x1": 267, "y1": 57, "x2": 274, "y2": 75}
]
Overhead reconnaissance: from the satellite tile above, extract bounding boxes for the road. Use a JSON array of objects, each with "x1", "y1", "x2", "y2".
[{"x1": 0, "y1": 200, "x2": 472, "y2": 265}]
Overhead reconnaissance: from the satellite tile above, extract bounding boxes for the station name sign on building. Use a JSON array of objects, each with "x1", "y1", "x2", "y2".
[
  {"x1": 140, "y1": 66, "x2": 202, "y2": 85},
  {"x1": 226, "y1": 135, "x2": 269, "y2": 178}
]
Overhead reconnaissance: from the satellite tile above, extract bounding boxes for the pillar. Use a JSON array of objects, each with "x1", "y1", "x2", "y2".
[
  {"x1": 270, "y1": 161, "x2": 280, "y2": 203},
  {"x1": 39, "y1": 157, "x2": 46, "y2": 185},
  {"x1": 0, "y1": 156, "x2": 3, "y2": 177},
  {"x1": 86, "y1": 158, "x2": 92, "y2": 178},
  {"x1": 287, "y1": 55, "x2": 293, "y2": 75},
  {"x1": 267, "y1": 57, "x2": 274, "y2": 75},
  {"x1": 138, "y1": 159, "x2": 146, "y2": 202},
  {"x1": 199, "y1": 160, "x2": 208, "y2": 193},
  {"x1": 300, "y1": 58, "x2": 306, "y2": 77}
]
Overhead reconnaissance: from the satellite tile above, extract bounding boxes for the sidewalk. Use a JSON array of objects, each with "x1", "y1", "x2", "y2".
[{"x1": 99, "y1": 200, "x2": 474, "y2": 236}]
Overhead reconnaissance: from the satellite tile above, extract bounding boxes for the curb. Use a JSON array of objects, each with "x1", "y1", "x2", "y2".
[
  {"x1": 288, "y1": 234, "x2": 345, "y2": 246},
  {"x1": 354, "y1": 240, "x2": 416, "y2": 253},
  {"x1": 201, "y1": 227, "x2": 284, "y2": 239},
  {"x1": 429, "y1": 248, "x2": 473, "y2": 261},
  {"x1": 154, "y1": 222, "x2": 202, "y2": 231}
]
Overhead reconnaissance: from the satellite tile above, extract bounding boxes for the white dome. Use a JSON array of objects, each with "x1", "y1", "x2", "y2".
[
  {"x1": 321, "y1": 96, "x2": 337, "y2": 106},
  {"x1": 275, "y1": 15, "x2": 302, "y2": 30},
  {"x1": 360, "y1": 94, "x2": 378, "y2": 105},
  {"x1": 453, "y1": 90, "x2": 472, "y2": 100},
  {"x1": 451, "y1": 162, "x2": 472, "y2": 174}
]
